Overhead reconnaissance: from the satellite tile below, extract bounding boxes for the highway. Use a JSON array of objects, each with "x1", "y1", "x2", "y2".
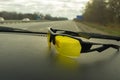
[
  {"x1": 0, "y1": 20, "x2": 80, "y2": 32},
  {"x1": 0, "y1": 20, "x2": 120, "y2": 80}
]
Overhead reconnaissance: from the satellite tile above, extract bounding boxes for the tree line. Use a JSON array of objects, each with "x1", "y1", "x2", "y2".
[
  {"x1": 0, "y1": 11, "x2": 68, "y2": 21},
  {"x1": 83, "y1": 0, "x2": 120, "y2": 25}
]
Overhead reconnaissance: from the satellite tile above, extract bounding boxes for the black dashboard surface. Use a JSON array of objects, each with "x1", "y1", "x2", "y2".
[{"x1": 0, "y1": 33, "x2": 120, "y2": 80}]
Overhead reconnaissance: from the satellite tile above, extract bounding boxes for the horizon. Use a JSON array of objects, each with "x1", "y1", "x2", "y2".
[{"x1": 0, "y1": 0, "x2": 89, "y2": 19}]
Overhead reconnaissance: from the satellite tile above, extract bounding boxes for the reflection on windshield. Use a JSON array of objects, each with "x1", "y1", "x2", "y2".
[{"x1": 54, "y1": 53, "x2": 79, "y2": 70}]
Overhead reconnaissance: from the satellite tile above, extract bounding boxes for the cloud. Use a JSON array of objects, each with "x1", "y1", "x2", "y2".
[{"x1": 0, "y1": 0, "x2": 89, "y2": 19}]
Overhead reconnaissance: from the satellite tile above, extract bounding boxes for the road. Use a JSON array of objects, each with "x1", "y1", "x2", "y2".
[
  {"x1": 0, "y1": 20, "x2": 80, "y2": 32},
  {"x1": 0, "y1": 20, "x2": 120, "y2": 80}
]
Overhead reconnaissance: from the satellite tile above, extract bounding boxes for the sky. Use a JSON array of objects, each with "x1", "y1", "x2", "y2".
[{"x1": 0, "y1": 0, "x2": 89, "y2": 19}]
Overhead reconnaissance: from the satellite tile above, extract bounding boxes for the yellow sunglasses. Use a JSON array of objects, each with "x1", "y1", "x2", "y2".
[{"x1": 47, "y1": 28, "x2": 120, "y2": 57}]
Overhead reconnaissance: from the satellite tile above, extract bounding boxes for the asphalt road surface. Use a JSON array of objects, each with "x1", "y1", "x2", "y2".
[
  {"x1": 0, "y1": 20, "x2": 120, "y2": 80},
  {"x1": 0, "y1": 20, "x2": 80, "y2": 32}
]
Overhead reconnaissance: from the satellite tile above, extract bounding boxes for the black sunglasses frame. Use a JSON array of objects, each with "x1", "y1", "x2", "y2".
[{"x1": 48, "y1": 28, "x2": 120, "y2": 53}]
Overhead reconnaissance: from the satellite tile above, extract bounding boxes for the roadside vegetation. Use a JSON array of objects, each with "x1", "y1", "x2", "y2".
[
  {"x1": 0, "y1": 11, "x2": 68, "y2": 21},
  {"x1": 75, "y1": 0, "x2": 120, "y2": 36},
  {"x1": 76, "y1": 21, "x2": 120, "y2": 36}
]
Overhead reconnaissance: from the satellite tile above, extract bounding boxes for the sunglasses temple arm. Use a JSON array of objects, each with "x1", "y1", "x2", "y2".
[
  {"x1": 78, "y1": 32, "x2": 120, "y2": 41},
  {"x1": 82, "y1": 46, "x2": 109, "y2": 53},
  {"x1": 96, "y1": 45, "x2": 119, "y2": 52},
  {"x1": 82, "y1": 44, "x2": 120, "y2": 53},
  {"x1": 51, "y1": 29, "x2": 91, "y2": 39},
  {"x1": 50, "y1": 28, "x2": 120, "y2": 41}
]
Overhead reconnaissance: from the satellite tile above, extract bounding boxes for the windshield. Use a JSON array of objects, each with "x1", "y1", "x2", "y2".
[
  {"x1": 0, "y1": 0, "x2": 119, "y2": 36},
  {"x1": 0, "y1": 0, "x2": 119, "y2": 35},
  {"x1": 0, "y1": 0, "x2": 120, "y2": 80}
]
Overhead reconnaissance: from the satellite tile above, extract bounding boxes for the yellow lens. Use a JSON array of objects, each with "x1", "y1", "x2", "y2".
[
  {"x1": 47, "y1": 32, "x2": 51, "y2": 48},
  {"x1": 55, "y1": 36, "x2": 82, "y2": 57}
]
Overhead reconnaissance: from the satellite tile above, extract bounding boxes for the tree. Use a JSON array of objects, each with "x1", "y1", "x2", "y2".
[
  {"x1": 108, "y1": 0, "x2": 120, "y2": 23},
  {"x1": 44, "y1": 14, "x2": 52, "y2": 20},
  {"x1": 0, "y1": 11, "x2": 68, "y2": 21},
  {"x1": 83, "y1": 0, "x2": 120, "y2": 24},
  {"x1": 83, "y1": 0, "x2": 107, "y2": 24}
]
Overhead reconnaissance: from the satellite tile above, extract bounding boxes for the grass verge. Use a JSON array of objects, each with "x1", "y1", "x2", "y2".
[{"x1": 80, "y1": 22, "x2": 120, "y2": 36}]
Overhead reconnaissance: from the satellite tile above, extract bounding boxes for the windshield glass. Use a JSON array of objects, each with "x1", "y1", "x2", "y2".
[
  {"x1": 0, "y1": 0, "x2": 120, "y2": 80},
  {"x1": 0, "y1": 0, "x2": 119, "y2": 36}
]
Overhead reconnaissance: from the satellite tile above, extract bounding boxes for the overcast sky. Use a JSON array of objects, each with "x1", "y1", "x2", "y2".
[{"x1": 0, "y1": 0, "x2": 89, "y2": 19}]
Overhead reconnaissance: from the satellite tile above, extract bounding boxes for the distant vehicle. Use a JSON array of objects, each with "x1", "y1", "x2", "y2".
[
  {"x1": 0, "y1": 17, "x2": 5, "y2": 23},
  {"x1": 22, "y1": 18, "x2": 30, "y2": 22}
]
